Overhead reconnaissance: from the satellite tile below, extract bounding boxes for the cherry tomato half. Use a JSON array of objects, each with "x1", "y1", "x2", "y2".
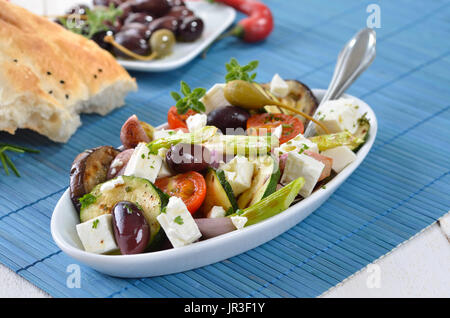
[
  {"x1": 247, "y1": 113, "x2": 304, "y2": 144},
  {"x1": 167, "y1": 106, "x2": 197, "y2": 130},
  {"x1": 155, "y1": 171, "x2": 206, "y2": 215}
]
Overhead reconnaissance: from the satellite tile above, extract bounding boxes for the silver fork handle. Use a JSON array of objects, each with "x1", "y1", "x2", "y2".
[{"x1": 304, "y1": 28, "x2": 376, "y2": 137}]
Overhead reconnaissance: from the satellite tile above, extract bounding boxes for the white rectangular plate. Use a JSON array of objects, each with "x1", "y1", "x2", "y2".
[
  {"x1": 118, "y1": 1, "x2": 236, "y2": 72},
  {"x1": 51, "y1": 89, "x2": 377, "y2": 278}
]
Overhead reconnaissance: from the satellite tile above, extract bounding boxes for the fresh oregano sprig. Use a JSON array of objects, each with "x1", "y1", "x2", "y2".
[
  {"x1": 171, "y1": 81, "x2": 206, "y2": 114},
  {"x1": 0, "y1": 143, "x2": 40, "y2": 177},
  {"x1": 225, "y1": 58, "x2": 259, "y2": 83}
]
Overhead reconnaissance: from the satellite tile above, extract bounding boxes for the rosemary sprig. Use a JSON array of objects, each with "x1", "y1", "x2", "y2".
[
  {"x1": 225, "y1": 58, "x2": 259, "y2": 83},
  {"x1": 171, "y1": 81, "x2": 206, "y2": 114},
  {"x1": 0, "y1": 144, "x2": 40, "y2": 177}
]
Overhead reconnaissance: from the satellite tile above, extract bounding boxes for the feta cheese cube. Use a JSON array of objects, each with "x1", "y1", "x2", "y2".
[
  {"x1": 76, "y1": 214, "x2": 118, "y2": 254},
  {"x1": 315, "y1": 98, "x2": 361, "y2": 135},
  {"x1": 274, "y1": 133, "x2": 319, "y2": 156},
  {"x1": 270, "y1": 73, "x2": 289, "y2": 98},
  {"x1": 200, "y1": 83, "x2": 229, "y2": 113},
  {"x1": 156, "y1": 197, "x2": 202, "y2": 248},
  {"x1": 124, "y1": 142, "x2": 162, "y2": 183},
  {"x1": 280, "y1": 152, "x2": 325, "y2": 197},
  {"x1": 220, "y1": 156, "x2": 254, "y2": 196},
  {"x1": 321, "y1": 146, "x2": 356, "y2": 173},
  {"x1": 207, "y1": 206, "x2": 226, "y2": 218},
  {"x1": 230, "y1": 216, "x2": 248, "y2": 230},
  {"x1": 186, "y1": 113, "x2": 207, "y2": 132}
]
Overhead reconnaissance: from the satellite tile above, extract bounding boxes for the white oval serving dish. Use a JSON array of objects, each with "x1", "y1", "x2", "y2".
[{"x1": 51, "y1": 89, "x2": 377, "y2": 278}]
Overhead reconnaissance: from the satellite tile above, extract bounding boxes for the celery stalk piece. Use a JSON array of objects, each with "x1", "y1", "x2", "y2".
[
  {"x1": 308, "y1": 131, "x2": 364, "y2": 152},
  {"x1": 230, "y1": 177, "x2": 305, "y2": 227},
  {"x1": 204, "y1": 134, "x2": 279, "y2": 157},
  {"x1": 147, "y1": 126, "x2": 218, "y2": 154}
]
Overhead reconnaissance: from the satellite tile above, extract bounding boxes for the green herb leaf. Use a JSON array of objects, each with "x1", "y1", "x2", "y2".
[
  {"x1": 225, "y1": 58, "x2": 259, "y2": 83},
  {"x1": 173, "y1": 215, "x2": 184, "y2": 225},
  {"x1": 79, "y1": 193, "x2": 97, "y2": 210},
  {"x1": 171, "y1": 81, "x2": 206, "y2": 114},
  {"x1": 0, "y1": 144, "x2": 39, "y2": 178},
  {"x1": 92, "y1": 219, "x2": 100, "y2": 229}
]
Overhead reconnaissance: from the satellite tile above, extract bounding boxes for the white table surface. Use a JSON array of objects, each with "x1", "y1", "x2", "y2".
[{"x1": 2, "y1": 0, "x2": 450, "y2": 298}]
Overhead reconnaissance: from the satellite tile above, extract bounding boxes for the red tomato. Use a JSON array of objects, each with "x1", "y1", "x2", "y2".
[
  {"x1": 247, "y1": 113, "x2": 304, "y2": 144},
  {"x1": 154, "y1": 171, "x2": 206, "y2": 215},
  {"x1": 167, "y1": 106, "x2": 197, "y2": 130}
]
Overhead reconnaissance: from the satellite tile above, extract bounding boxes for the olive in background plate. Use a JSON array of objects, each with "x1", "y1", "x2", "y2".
[
  {"x1": 148, "y1": 16, "x2": 179, "y2": 34},
  {"x1": 166, "y1": 143, "x2": 211, "y2": 173},
  {"x1": 177, "y1": 16, "x2": 204, "y2": 42},
  {"x1": 167, "y1": 0, "x2": 185, "y2": 7},
  {"x1": 91, "y1": 29, "x2": 115, "y2": 51},
  {"x1": 120, "y1": 22, "x2": 152, "y2": 39},
  {"x1": 112, "y1": 201, "x2": 150, "y2": 255},
  {"x1": 113, "y1": 27, "x2": 151, "y2": 57},
  {"x1": 123, "y1": 12, "x2": 155, "y2": 25},
  {"x1": 206, "y1": 106, "x2": 250, "y2": 135},
  {"x1": 166, "y1": 6, "x2": 194, "y2": 21},
  {"x1": 93, "y1": 0, "x2": 124, "y2": 7},
  {"x1": 131, "y1": 0, "x2": 171, "y2": 17}
]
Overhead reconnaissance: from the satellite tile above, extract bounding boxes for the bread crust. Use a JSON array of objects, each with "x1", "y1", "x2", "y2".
[{"x1": 0, "y1": 0, "x2": 137, "y2": 142}]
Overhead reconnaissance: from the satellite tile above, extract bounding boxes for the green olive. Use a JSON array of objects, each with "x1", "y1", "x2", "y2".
[
  {"x1": 149, "y1": 29, "x2": 176, "y2": 58},
  {"x1": 224, "y1": 80, "x2": 274, "y2": 109}
]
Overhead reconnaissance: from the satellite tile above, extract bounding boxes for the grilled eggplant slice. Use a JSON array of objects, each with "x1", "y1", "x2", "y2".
[
  {"x1": 262, "y1": 80, "x2": 318, "y2": 126},
  {"x1": 70, "y1": 146, "x2": 120, "y2": 211}
]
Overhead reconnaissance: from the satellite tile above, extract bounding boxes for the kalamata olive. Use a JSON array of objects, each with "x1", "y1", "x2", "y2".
[
  {"x1": 124, "y1": 12, "x2": 155, "y2": 25},
  {"x1": 150, "y1": 29, "x2": 176, "y2": 57},
  {"x1": 206, "y1": 106, "x2": 250, "y2": 135},
  {"x1": 167, "y1": 0, "x2": 185, "y2": 7},
  {"x1": 113, "y1": 28, "x2": 151, "y2": 57},
  {"x1": 177, "y1": 16, "x2": 203, "y2": 42},
  {"x1": 91, "y1": 30, "x2": 114, "y2": 51},
  {"x1": 131, "y1": 0, "x2": 171, "y2": 17},
  {"x1": 120, "y1": 22, "x2": 152, "y2": 39},
  {"x1": 166, "y1": 6, "x2": 194, "y2": 21},
  {"x1": 112, "y1": 201, "x2": 150, "y2": 255},
  {"x1": 93, "y1": 0, "x2": 123, "y2": 7},
  {"x1": 148, "y1": 16, "x2": 179, "y2": 34},
  {"x1": 166, "y1": 143, "x2": 211, "y2": 173},
  {"x1": 117, "y1": 1, "x2": 133, "y2": 23}
]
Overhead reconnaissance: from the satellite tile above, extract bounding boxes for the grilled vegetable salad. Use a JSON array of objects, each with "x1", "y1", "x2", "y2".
[{"x1": 71, "y1": 59, "x2": 370, "y2": 255}]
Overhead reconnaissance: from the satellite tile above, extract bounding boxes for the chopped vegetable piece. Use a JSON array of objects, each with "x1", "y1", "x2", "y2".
[
  {"x1": 147, "y1": 126, "x2": 218, "y2": 155},
  {"x1": 247, "y1": 113, "x2": 304, "y2": 144},
  {"x1": 229, "y1": 177, "x2": 305, "y2": 226},
  {"x1": 155, "y1": 171, "x2": 207, "y2": 215},
  {"x1": 167, "y1": 106, "x2": 197, "y2": 129},
  {"x1": 308, "y1": 131, "x2": 364, "y2": 151}
]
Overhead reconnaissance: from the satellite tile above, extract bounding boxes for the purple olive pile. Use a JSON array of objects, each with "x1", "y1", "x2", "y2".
[{"x1": 60, "y1": 0, "x2": 204, "y2": 60}]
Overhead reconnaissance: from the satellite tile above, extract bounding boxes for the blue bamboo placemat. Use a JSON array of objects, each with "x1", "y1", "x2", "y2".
[{"x1": 0, "y1": 0, "x2": 449, "y2": 297}]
